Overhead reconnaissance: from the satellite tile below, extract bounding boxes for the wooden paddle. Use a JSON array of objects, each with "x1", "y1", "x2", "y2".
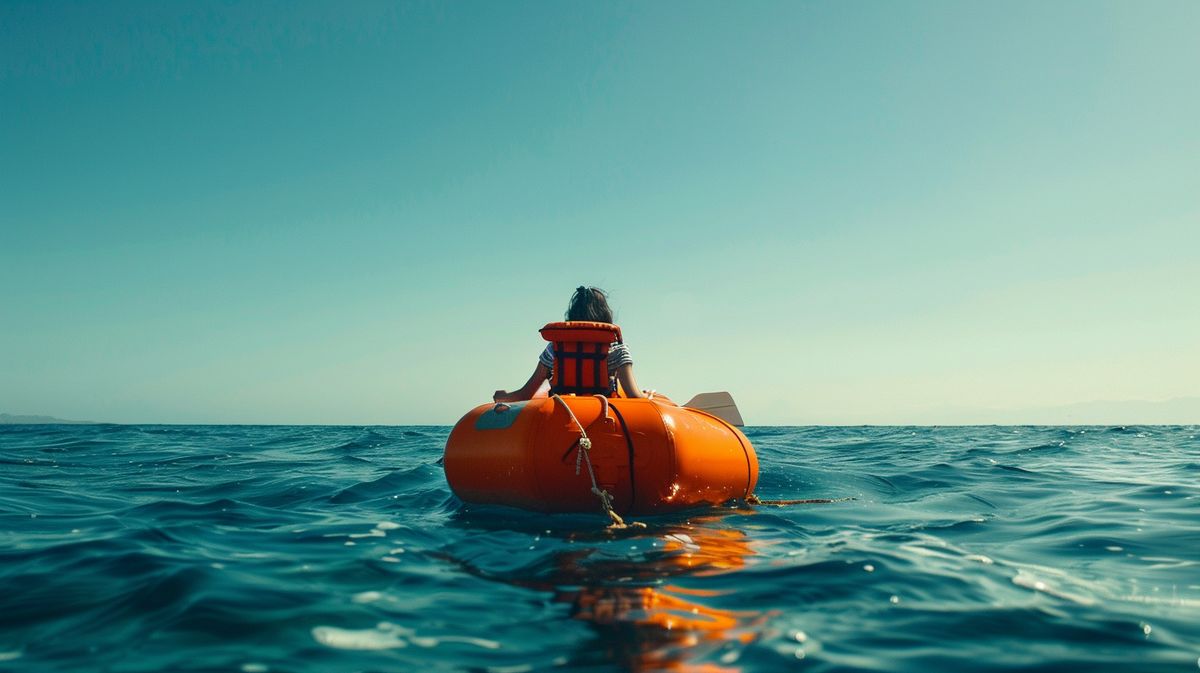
[{"x1": 682, "y1": 391, "x2": 745, "y2": 427}]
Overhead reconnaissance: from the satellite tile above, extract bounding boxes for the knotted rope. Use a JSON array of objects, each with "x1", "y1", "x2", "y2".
[{"x1": 552, "y1": 394, "x2": 645, "y2": 530}]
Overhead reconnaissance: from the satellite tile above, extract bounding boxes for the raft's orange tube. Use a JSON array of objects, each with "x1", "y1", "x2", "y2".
[{"x1": 443, "y1": 396, "x2": 758, "y2": 515}]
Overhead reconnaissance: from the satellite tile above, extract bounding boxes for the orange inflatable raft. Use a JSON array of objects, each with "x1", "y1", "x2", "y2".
[{"x1": 443, "y1": 322, "x2": 758, "y2": 516}]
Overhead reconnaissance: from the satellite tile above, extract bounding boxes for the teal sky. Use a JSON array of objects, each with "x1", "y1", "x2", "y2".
[{"x1": 2, "y1": 1, "x2": 1197, "y2": 425}]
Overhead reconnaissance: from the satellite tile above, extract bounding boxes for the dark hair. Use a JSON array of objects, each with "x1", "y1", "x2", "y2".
[{"x1": 566, "y1": 286, "x2": 614, "y2": 323}]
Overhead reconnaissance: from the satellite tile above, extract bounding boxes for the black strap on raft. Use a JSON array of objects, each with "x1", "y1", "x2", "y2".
[
  {"x1": 609, "y1": 402, "x2": 637, "y2": 515},
  {"x1": 560, "y1": 438, "x2": 581, "y2": 463}
]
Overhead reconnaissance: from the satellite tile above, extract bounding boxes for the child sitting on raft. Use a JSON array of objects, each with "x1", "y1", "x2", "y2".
[{"x1": 493, "y1": 286, "x2": 647, "y2": 402}]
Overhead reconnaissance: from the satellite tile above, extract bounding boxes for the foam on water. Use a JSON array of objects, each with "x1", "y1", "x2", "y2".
[{"x1": 312, "y1": 623, "x2": 500, "y2": 651}]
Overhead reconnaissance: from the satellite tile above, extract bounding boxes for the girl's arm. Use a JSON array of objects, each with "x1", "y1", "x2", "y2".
[
  {"x1": 614, "y1": 363, "x2": 646, "y2": 399},
  {"x1": 494, "y1": 363, "x2": 551, "y2": 403}
]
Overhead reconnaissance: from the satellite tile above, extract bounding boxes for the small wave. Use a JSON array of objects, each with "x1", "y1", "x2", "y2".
[
  {"x1": 326, "y1": 428, "x2": 397, "y2": 454},
  {"x1": 329, "y1": 465, "x2": 443, "y2": 504}
]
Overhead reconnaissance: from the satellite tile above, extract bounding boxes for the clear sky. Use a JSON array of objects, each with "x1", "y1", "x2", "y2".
[{"x1": 2, "y1": 1, "x2": 1197, "y2": 425}]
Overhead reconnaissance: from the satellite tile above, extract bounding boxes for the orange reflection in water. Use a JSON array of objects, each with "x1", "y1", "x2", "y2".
[{"x1": 557, "y1": 515, "x2": 767, "y2": 673}]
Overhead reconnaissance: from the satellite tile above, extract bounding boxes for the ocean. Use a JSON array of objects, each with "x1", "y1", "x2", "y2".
[{"x1": 1, "y1": 424, "x2": 1197, "y2": 672}]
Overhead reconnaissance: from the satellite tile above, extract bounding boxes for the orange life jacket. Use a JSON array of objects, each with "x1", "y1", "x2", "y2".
[{"x1": 539, "y1": 321, "x2": 623, "y2": 397}]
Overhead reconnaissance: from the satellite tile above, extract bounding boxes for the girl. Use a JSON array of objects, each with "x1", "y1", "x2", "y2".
[{"x1": 493, "y1": 286, "x2": 646, "y2": 402}]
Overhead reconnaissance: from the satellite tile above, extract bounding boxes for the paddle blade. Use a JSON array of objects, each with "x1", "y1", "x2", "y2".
[{"x1": 682, "y1": 391, "x2": 745, "y2": 427}]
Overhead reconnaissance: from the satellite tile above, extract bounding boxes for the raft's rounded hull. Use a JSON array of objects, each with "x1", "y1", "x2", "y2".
[{"x1": 443, "y1": 396, "x2": 758, "y2": 515}]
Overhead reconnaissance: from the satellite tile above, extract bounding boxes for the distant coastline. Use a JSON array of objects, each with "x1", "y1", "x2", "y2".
[{"x1": 0, "y1": 413, "x2": 98, "y2": 425}]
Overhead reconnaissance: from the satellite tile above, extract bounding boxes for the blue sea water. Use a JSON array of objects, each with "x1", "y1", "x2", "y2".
[{"x1": 1, "y1": 424, "x2": 1198, "y2": 673}]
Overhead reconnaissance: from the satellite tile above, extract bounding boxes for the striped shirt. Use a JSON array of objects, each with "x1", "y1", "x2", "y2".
[{"x1": 539, "y1": 342, "x2": 633, "y2": 377}]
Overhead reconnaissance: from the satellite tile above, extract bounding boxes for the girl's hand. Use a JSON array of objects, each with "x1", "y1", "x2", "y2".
[{"x1": 493, "y1": 390, "x2": 512, "y2": 403}]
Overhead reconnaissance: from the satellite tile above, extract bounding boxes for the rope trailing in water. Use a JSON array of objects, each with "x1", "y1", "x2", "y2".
[
  {"x1": 746, "y1": 493, "x2": 856, "y2": 506},
  {"x1": 552, "y1": 394, "x2": 645, "y2": 530}
]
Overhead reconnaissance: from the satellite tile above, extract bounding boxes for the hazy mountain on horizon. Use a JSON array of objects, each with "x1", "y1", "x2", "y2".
[{"x1": 0, "y1": 413, "x2": 97, "y2": 425}]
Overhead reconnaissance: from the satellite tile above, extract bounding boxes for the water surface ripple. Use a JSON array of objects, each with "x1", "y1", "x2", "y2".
[{"x1": 1, "y1": 424, "x2": 1198, "y2": 672}]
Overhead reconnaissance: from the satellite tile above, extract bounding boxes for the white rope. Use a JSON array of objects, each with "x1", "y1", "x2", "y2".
[{"x1": 551, "y1": 394, "x2": 644, "y2": 529}]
